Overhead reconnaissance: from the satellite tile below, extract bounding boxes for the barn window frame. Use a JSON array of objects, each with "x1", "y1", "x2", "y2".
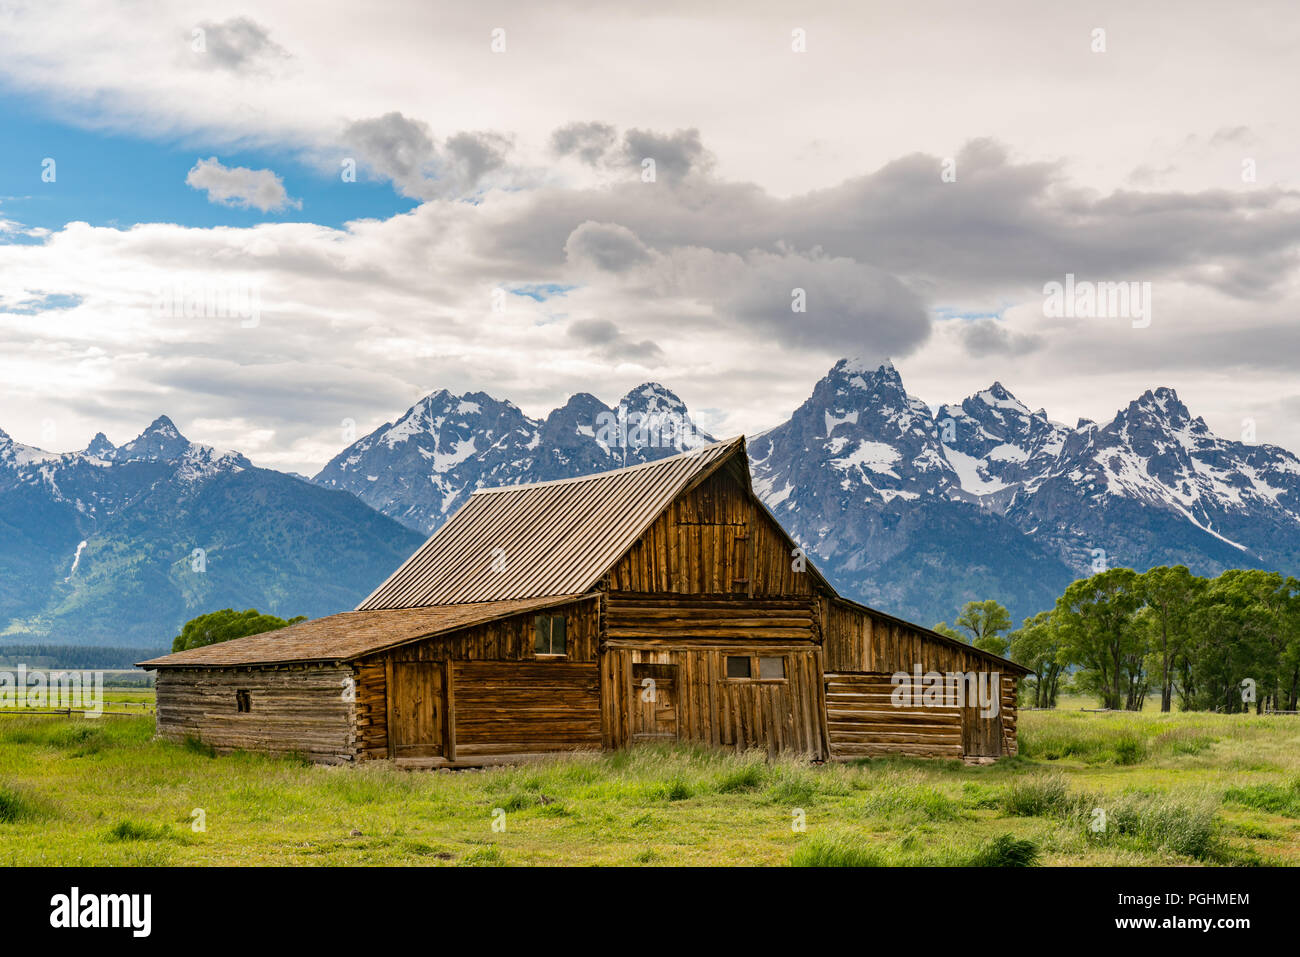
[
  {"x1": 723, "y1": 654, "x2": 788, "y2": 683},
  {"x1": 533, "y1": 614, "x2": 567, "y2": 657},
  {"x1": 725, "y1": 655, "x2": 751, "y2": 678},
  {"x1": 235, "y1": 689, "x2": 251, "y2": 713}
]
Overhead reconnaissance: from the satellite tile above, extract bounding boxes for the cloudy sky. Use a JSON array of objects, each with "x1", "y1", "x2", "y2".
[{"x1": 1, "y1": 0, "x2": 1298, "y2": 474}]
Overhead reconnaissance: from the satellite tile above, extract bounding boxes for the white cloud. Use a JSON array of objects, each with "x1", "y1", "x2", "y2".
[
  {"x1": 0, "y1": 0, "x2": 1297, "y2": 473},
  {"x1": 185, "y1": 157, "x2": 301, "y2": 212}
]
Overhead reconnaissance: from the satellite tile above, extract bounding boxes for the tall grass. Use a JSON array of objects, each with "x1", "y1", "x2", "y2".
[
  {"x1": 1224, "y1": 779, "x2": 1300, "y2": 817},
  {"x1": 0, "y1": 782, "x2": 51, "y2": 823},
  {"x1": 789, "y1": 830, "x2": 1041, "y2": 867},
  {"x1": 0, "y1": 711, "x2": 1293, "y2": 865}
]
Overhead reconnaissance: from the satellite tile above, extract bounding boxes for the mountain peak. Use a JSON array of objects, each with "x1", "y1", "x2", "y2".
[
  {"x1": 619, "y1": 381, "x2": 685, "y2": 408},
  {"x1": 145, "y1": 414, "x2": 182, "y2": 436},
  {"x1": 84, "y1": 432, "x2": 116, "y2": 458},
  {"x1": 1129, "y1": 386, "x2": 1192, "y2": 425},
  {"x1": 969, "y1": 380, "x2": 1028, "y2": 409},
  {"x1": 827, "y1": 357, "x2": 905, "y2": 395},
  {"x1": 835, "y1": 355, "x2": 895, "y2": 374},
  {"x1": 115, "y1": 415, "x2": 191, "y2": 462}
]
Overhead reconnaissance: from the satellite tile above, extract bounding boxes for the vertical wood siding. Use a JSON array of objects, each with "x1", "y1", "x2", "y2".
[
  {"x1": 602, "y1": 642, "x2": 826, "y2": 758},
  {"x1": 608, "y1": 469, "x2": 815, "y2": 597}
]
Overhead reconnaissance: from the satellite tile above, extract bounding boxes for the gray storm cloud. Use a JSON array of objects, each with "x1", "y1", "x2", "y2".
[
  {"x1": 341, "y1": 113, "x2": 512, "y2": 200},
  {"x1": 563, "y1": 222, "x2": 653, "y2": 272}
]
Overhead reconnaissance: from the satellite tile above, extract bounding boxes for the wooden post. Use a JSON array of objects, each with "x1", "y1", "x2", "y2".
[
  {"x1": 384, "y1": 656, "x2": 395, "y2": 759},
  {"x1": 442, "y1": 658, "x2": 456, "y2": 762}
]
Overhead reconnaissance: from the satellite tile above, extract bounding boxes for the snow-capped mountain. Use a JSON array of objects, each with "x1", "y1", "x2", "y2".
[
  {"x1": 751, "y1": 359, "x2": 1300, "y2": 623},
  {"x1": 7, "y1": 359, "x2": 1298, "y2": 644},
  {"x1": 314, "y1": 382, "x2": 715, "y2": 533},
  {"x1": 0, "y1": 416, "x2": 252, "y2": 521},
  {"x1": 748, "y1": 360, "x2": 1078, "y2": 622},
  {"x1": 750, "y1": 358, "x2": 961, "y2": 512},
  {"x1": 935, "y1": 383, "x2": 1071, "y2": 503},
  {"x1": 1003, "y1": 387, "x2": 1300, "y2": 575},
  {"x1": 0, "y1": 416, "x2": 420, "y2": 646},
  {"x1": 319, "y1": 357, "x2": 1300, "y2": 625}
]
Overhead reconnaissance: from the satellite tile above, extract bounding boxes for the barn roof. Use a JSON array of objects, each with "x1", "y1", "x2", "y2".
[
  {"x1": 358, "y1": 437, "x2": 746, "y2": 609},
  {"x1": 137, "y1": 594, "x2": 589, "y2": 668}
]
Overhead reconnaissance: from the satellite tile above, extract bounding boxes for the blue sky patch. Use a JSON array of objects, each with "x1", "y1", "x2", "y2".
[{"x1": 0, "y1": 90, "x2": 417, "y2": 233}]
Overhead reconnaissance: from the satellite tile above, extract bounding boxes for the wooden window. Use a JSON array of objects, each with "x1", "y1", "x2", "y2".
[
  {"x1": 235, "y1": 689, "x2": 251, "y2": 713},
  {"x1": 534, "y1": 615, "x2": 567, "y2": 656},
  {"x1": 725, "y1": 655, "x2": 788, "y2": 681}
]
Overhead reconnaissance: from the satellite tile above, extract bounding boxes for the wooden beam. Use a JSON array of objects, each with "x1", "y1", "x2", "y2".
[
  {"x1": 442, "y1": 657, "x2": 456, "y2": 763},
  {"x1": 384, "y1": 656, "x2": 395, "y2": 760}
]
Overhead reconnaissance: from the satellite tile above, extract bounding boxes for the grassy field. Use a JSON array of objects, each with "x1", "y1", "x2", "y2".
[{"x1": 2, "y1": 698, "x2": 1300, "y2": 866}]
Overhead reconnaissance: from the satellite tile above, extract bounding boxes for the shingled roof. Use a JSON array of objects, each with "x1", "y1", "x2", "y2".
[
  {"x1": 138, "y1": 594, "x2": 589, "y2": 668},
  {"x1": 358, "y1": 437, "x2": 745, "y2": 609}
]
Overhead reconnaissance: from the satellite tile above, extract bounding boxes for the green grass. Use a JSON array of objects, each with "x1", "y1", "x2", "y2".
[
  {"x1": 1, "y1": 705, "x2": 1299, "y2": 865},
  {"x1": 1225, "y1": 779, "x2": 1300, "y2": 817}
]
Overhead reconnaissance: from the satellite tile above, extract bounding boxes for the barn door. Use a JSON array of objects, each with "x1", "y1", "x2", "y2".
[
  {"x1": 389, "y1": 661, "x2": 444, "y2": 758},
  {"x1": 961, "y1": 701, "x2": 1002, "y2": 758},
  {"x1": 630, "y1": 663, "x2": 679, "y2": 741}
]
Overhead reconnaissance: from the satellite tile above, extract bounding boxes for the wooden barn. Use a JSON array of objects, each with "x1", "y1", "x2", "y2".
[{"x1": 139, "y1": 437, "x2": 1028, "y2": 766}]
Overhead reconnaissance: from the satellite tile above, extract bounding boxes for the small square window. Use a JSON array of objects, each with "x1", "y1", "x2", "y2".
[
  {"x1": 534, "y1": 615, "x2": 567, "y2": 656},
  {"x1": 726, "y1": 656, "x2": 751, "y2": 678},
  {"x1": 235, "y1": 689, "x2": 251, "y2": 713},
  {"x1": 759, "y1": 657, "x2": 786, "y2": 680}
]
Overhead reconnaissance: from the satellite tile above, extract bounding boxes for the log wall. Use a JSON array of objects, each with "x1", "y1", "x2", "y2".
[
  {"x1": 155, "y1": 664, "x2": 355, "y2": 764},
  {"x1": 825, "y1": 672, "x2": 963, "y2": 759},
  {"x1": 822, "y1": 600, "x2": 1022, "y2": 759}
]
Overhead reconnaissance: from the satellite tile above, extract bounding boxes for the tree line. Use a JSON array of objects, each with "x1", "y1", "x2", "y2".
[{"x1": 935, "y1": 567, "x2": 1300, "y2": 713}]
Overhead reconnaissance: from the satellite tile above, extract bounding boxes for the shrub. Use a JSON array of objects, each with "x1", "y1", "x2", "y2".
[
  {"x1": 105, "y1": 820, "x2": 178, "y2": 842},
  {"x1": 1003, "y1": 775, "x2": 1076, "y2": 817},
  {"x1": 1095, "y1": 793, "x2": 1219, "y2": 861},
  {"x1": 966, "y1": 834, "x2": 1040, "y2": 867},
  {"x1": 0, "y1": 783, "x2": 47, "y2": 823},
  {"x1": 459, "y1": 844, "x2": 505, "y2": 866},
  {"x1": 789, "y1": 833, "x2": 884, "y2": 867}
]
